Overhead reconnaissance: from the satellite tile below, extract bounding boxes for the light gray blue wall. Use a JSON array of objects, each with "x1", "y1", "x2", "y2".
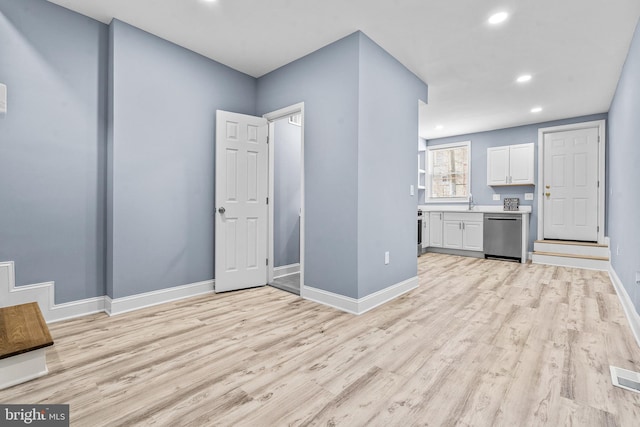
[
  {"x1": 426, "y1": 113, "x2": 608, "y2": 253},
  {"x1": 0, "y1": 0, "x2": 108, "y2": 303},
  {"x1": 356, "y1": 33, "x2": 427, "y2": 298},
  {"x1": 257, "y1": 33, "x2": 361, "y2": 298},
  {"x1": 274, "y1": 119, "x2": 301, "y2": 268},
  {"x1": 608, "y1": 18, "x2": 640, "y2": 315},
  {"x1": 107, "y1": 20, "x2": 256, "y2": 298}
]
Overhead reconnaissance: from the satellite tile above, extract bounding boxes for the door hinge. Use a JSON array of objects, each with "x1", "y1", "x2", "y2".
[
  {"x1": 598, "y1": 135, "x2": 601, "y2": 143},
  {"x1": 597, "y1": 226, "x2": 600, "y2": 232},
  {"x1": 266, "y1": 259, "x2": 269, "y2": 266},
  {"x1": 266, "y1": 136, "x2": 269, "y2": 144},
  {"x1": 266, "y1": 197, "x2": 269, "y2": 205},
  {"x1": 597, "y1": 180, "x2": 600, "y2": 188}
]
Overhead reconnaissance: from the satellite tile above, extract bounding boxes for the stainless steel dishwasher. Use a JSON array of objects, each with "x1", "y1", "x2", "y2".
[{"x1": 483, "y1": 213, "x2": 522, "y2": 262}]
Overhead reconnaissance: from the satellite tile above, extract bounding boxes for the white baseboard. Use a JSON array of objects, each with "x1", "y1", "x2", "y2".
[
  {"x1": 0, "y1": 348, "x2": 48, "y2": 390},
  {"x1": 609, "y1": 266, "x2": 640, "y2": 349},
  {"x1": 274, "y1": 263, "x2": 300, "y2": 278},
  {"x1": 1, "y1": 260, "x2": 215, "y2": 322},
  {"x1": 105, "y1": 279, "x2": 214, "y2": 316},
  {"x1": 0, "y1": 261, "x2": 105, "y2": 323},
  {"x1": 302, "y1": 276, "x2": 418, "y2": 315}
]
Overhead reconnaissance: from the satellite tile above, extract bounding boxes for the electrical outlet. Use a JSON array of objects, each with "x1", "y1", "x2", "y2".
[
  {"x1": 525, "y1": 193, "x2": 534, "y2": 201},
  {"x1": 384, "y1": 251, "x2": 390, "y2": 265},
  {"x1": 492, "y1": 194, "x2": 500, "y2": 201}
]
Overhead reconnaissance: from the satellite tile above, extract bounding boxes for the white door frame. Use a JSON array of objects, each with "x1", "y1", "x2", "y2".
[
  {"x1": 537, "y1": 119, "x2": 606, "y2": 244},
  {"x1": 263, "y1": 102, "x2": 305, "y2": 294}
]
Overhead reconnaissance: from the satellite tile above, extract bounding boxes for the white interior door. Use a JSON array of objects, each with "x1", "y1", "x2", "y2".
[
  {"x1": 543, "y1": 127, "x2": 599, "y2": 241},
  {"x1": 215, "y1": 110, "x2": 268, "y2": 292}
]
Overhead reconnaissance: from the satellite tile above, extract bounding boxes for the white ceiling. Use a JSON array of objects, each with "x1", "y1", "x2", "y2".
[{"x1": 47, "y1": 0, "x2": 640, "y2": 139}]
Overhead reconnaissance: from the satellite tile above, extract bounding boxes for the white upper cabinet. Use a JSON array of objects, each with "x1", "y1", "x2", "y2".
[
  {"x1": 487, "y1": 146, "x2": 510, "y2": 186},
  {"x1": 487, "y1": 143, "x2": 535, "y2": 186}
]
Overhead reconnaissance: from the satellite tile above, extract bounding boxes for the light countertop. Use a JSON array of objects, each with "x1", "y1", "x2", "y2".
[{"x1": 418, "y1": 205, "x2": 532, "y2": 214}]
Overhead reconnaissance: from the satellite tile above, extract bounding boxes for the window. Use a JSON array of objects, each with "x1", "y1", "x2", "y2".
[{"x1": 427, "y1": 141, "x2": 470, "y2": 201}]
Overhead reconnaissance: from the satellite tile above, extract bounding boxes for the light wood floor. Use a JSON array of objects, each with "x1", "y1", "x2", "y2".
[{"x1": 2, "y1": 253, "x2": 640, "y2": 426}]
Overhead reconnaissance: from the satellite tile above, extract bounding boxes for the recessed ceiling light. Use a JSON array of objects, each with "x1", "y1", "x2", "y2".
[
  {"x1": 488, "y1": 12, "x2": 509, "y2": 25},
  {"x1": 435, "y1": 125, "x2": 444, "y2": 130},
  {"x1": 517, "y1": 74, "x2": 532, "y2": 83},
  {"x1": 531, "y1": 107, "x2": 543, "y2": 113}
]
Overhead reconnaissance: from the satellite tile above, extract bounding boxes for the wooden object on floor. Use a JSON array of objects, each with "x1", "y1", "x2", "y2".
[
  {"x1": 0, "y1": 302, "x2": 53, "y2": 359},
  {"x1": 0, "y1": 302, "x2": 54, "y2": 390},
  {"x1": 1, "y1": 255, "x2": 639, "y2": 426}
]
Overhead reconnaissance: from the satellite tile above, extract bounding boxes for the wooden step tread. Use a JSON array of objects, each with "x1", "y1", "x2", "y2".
[
  {"x1": 0, "y1": 302, "x2": 53, "y2": 360},
  {"x1": 533, "y1": 251, "x2": 609, "y2": 261},
  {"x1": 535, "y1": 240, "x2": 608, "y2": 248}
]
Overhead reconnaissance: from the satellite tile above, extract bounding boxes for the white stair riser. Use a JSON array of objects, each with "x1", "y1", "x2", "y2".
[
  {"x1": 533, "y1": 242, "x2": 609, "y2": 258},
  {"x1": 532, "y1": 254, "x2": 609, "y2": 271}
]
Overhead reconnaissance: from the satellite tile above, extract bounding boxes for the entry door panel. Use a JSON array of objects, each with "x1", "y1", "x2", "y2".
[
  {"x1": 543, "y1": 127, "x2": 598, "y2": 241},
  {"x1": 216, "y1": 110, "x2": 268, "y2": 292}
]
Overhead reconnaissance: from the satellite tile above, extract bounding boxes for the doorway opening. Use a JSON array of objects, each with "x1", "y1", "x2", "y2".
[
  {"x1": 264, "y1": 103, "x2": 304, "y2": 295},
  {"x1": 537, "y1": 120, "x2": 606, "y2": 244}
]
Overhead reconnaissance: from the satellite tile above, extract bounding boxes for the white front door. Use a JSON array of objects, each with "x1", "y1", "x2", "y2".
[
  {"x1": 543, "y1": 127, "x2": 599, "y2": 241},
  {"x1": 215, "y1": 110, "x2": 268, "y2": 292}
]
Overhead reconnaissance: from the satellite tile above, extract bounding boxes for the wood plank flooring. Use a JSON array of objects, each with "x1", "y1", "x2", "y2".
[{"x1": 1, "y1": 253, "x2": 639, "y2": 426}]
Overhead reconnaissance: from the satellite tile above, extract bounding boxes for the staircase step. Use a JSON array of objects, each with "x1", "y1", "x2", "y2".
[
  {"x1": 534, "y1": 239, "x2": 607, "y2": 247},
  {"x1": 533, "y1": 241, "x2": 609, "y2": 258},
  {"x1": 532, "y1": 252, "x2": 609, "y2": 271},
  {"x1": 533, "y1": 251, "x2": 608, "y2": 261},
  {"x1": 0, "y1": 302, "x2": 53, "y2": 360}
]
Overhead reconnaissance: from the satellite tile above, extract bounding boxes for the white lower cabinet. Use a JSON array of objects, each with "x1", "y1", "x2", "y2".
[
  {"x1": 443, "y1": 220, "x2": 463, "y2": 249},
  {"x1": 422, "y1": 217, "x2": 429, "y2": 249},
  {"x1": 462, "y1": 220, "x2": 483, "y2": 251},
  {"x1": 442, "y1": 212, "x2": 484, "y2": 252},
  {"x1": 429, "y1": 212, "x2": 443, "y2": 247}
]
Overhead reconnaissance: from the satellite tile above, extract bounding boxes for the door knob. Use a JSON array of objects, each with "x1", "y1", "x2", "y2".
[
  {"x1": 545, "y1": 185, "x2": 550, "y2": 189},
  {"x1": 218, "y1": 207, "x2": 226, "y2": 214},
  {"x1": 545, "y1": 192, "x2": 551, "y2": 197}
]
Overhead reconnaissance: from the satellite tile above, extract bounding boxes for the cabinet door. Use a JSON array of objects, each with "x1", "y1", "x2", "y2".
[
  {"x1": 443, "y1": 220, "x2": 463, "y2": 249},
  {"x1": 462, "y1": 220, "x2": 483, "y2": 251},
  {"x1": 422, "y1": 218, "x2": 429, "y2": 248},
  {"x1": 510, "y1": 143, "x2": 535, "y2": 185},
  {"x1": 429, "y1": 212, "x2": 443, "y2": 247},
  {"x1": 487, "y1": 146, "x2": 510, "y2": 185}
]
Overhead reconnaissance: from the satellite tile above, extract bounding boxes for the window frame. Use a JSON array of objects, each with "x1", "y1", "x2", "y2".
[{"x1": 426, "y1": 140, "x2": 471, "y2": 203}]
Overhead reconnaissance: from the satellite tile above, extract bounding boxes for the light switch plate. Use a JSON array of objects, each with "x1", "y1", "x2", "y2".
[
  {"x1": 385, "y1": 251, "x2": 390, "y2": 265},
  {"x1": 410, "y1": 185, "x2": 414, "y2": 196},
  {"x1": 525, "y1": 193, "x2": 534, "y2": 200},
  {"x1": 492, "y1": 194, "x2": 500, "y2": 201}
]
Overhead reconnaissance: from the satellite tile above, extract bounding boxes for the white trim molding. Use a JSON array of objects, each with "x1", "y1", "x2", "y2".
[
  {"x1": 264, "y1": 102, "x2": 306, "y2": 296},
  {"x1": 0, "y1": 261, "x2": 105, "y2": 323},
  {"x1": 609, "y1": 266, "x2": 640, "y2": 349},
  {"x1": 105, "y1": 279, "x2": 214, "y2": 316},
  {"x1": 0, "y1": 348, "x2": 48, "y2": 391},
  {"x1": 302, "y1": 276, "x2": 418, "y2": 315},
  {"x1": 1, "y1": 260, "x2": 215, "y2": 322},
  {"x1": 273, "y1": 263, "x2": 300, "y2": 279},
  {"x1": 537, "y1": 120, "x2": 606, "y2": 244}
]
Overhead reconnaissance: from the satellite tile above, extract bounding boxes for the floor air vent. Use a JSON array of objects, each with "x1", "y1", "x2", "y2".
[{"x1": 610, "y1": 366, "x2": 640, "y2": 393}]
